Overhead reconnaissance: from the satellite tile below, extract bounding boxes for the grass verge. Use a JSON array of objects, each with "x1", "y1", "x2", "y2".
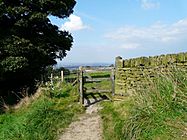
[
  {"x1": 101, "y1": 70, "x2": 187, "y2": 140},
  {"x1": 0, "y1": 82, "x2": 84, "y2": 140},
  {"x1": 100, "y1": 99, "x2": 131, "y2": 140}
]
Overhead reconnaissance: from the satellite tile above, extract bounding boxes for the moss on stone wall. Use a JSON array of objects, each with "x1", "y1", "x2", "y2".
[{"x1": 115, "y1": 52, "x2": 187, "y2": 95}]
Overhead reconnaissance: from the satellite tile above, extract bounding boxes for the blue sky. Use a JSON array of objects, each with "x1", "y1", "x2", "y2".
[{"x1": 50, "y1": 0, "x2": 187, "y2": 64}]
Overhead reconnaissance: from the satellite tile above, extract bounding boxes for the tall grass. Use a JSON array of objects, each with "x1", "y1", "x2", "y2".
[
  {"x1": 124, "y1": 71, "x2": 187, "y2": 140},
  {"x1": 101, "y1": 70, "x2": 187, "y2": 140},
  {"x1": 0, "y1": 82, "x2": 84, "y2": 140}
]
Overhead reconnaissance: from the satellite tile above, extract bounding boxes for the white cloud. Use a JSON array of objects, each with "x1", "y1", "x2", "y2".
[
  {"x1": 60, "y1": 14, "x2": 87, "y2": 31},
  {"x1": 105, "y1": 18, "x2": 187, "y2": 49},
  {"x1": 140, "y1": 0, "x2": 160, "y2": 10},
  {"x1": 120, "y1": 43, "x2": 141, "y2": 50}
]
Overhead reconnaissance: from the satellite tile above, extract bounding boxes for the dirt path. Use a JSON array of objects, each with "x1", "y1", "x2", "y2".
[{"x1": 59, "y1": 102, "x2": 103, "y2": 140}]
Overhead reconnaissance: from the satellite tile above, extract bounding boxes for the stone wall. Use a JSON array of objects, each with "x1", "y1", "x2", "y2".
[{"x1": 115, "y1": 52, "x2": 187, "y2": 95}]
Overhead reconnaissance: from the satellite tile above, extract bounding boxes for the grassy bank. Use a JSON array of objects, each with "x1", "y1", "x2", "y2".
[
  {"x1": 101, "y1": 71, "x2": 187, "y2": 140},
  {"x1": 0, "y1": 83, "x2": 84, "y2": 140},
  {"x1": 100, "y1": 99, "x2": 131, "y2": 140}
]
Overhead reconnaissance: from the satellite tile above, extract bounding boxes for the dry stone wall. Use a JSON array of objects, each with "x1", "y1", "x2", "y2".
[{"x1": 115, "y1": 52, "x2": 187, "y2": 95}]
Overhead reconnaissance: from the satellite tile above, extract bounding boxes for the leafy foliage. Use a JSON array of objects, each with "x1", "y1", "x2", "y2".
[{"x1": 0, "y1": 0, "x2": 76, "y2": 95}]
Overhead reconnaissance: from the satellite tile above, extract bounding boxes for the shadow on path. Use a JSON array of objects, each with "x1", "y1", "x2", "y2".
[{"x1": 84, "y1": 93, "x2": 109, "y2": 107}]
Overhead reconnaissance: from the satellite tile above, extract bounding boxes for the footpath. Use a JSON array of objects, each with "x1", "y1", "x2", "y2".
[{"x1": 59, "y1": 100, "x2": 103, "y2": 140}]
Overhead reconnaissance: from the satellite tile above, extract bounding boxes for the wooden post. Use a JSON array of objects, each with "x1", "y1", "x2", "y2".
[
  {"x1": 111, "y1": 68, "x2": 115, "y2": 96},
  {"x1": 50, "y1": 73, "x2": 54, "y2": 97},
  {"x1": 61, "y1": 70, "x2": 64, "y2": 82},
  {"x1": 50, "y1": 73, "x2": 53, "y2": 87},
  {"x1": 77, "y1": 69, "x2": 80, "y2": 93},
  {"x1": 79, "y1": 66, "x2": 84, "y2": 104}
]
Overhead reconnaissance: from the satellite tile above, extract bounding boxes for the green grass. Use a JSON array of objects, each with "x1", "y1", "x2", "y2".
[
  {"x1": 85, "y1": 80, "x2": 111, "y2": 90},
  {"x1": 84, "y1": 71, "x2": 112, "y2": 100},
  {"x1": 100, "y1": 99, "x2": 132, "y2": 140},
  {"x1": 0, "y1": 83, "x2": 84, "y2": 140},
  {"x1": 123, "y1": 71, "x2": 187, "y2": 140},
  {"x1": 88, "y1": 71, "x2": 111, "y2": 78},
  {"x1": 100, "y1": 70, "x2": 187, "y2": 140},
  {"x1": 64, "y1": 74, "x2": 77, "y2": 79}
]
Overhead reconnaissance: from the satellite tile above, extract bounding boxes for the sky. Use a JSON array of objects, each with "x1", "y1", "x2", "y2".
[{"x1": 50, "y1": 0, "x2": 187, "y2": 64}]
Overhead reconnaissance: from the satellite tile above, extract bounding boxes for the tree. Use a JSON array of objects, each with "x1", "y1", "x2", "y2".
[{"x1": 0, "y1": 0, "x2": 76, "y2": 95}]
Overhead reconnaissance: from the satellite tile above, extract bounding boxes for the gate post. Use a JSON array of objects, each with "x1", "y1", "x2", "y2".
[
  {"x1": 50, "y1": 73, "x2": 53, "y2": 88},
  {"x1": 79, "y1": 66, "x2": 84, "y2": 104},
  {"x1": 61, "y1": 70, "x2": 64, "y2": 82},
  {"x1": 111, "y1": 67, "x2": 115, "y2": 96}
]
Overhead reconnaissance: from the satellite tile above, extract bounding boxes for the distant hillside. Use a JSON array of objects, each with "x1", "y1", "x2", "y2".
[{"x1": 55, "y1": 63, "x2": 113, "y2": 70}]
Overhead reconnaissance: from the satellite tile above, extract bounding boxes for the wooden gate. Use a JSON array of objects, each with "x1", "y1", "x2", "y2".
[{"x1": 78, "y1": 66, "x2": 115, "y2": 105}]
